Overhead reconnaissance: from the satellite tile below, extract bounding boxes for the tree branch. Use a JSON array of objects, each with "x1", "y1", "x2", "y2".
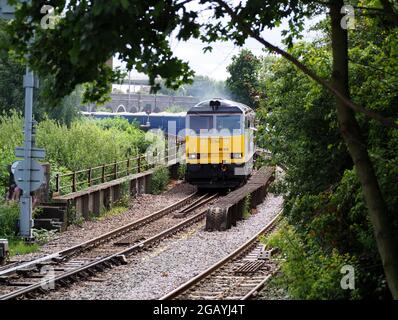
[
  {"x1": 312, "y1": 0, "x2": 398, "y2": 21},
  {"x1": 312, "y1": 0, "x2": 389, "y2": 11},
  {"x1": 380, "y1": 0, "x2": 398, "y2": 26},
  {"x1": 211, "y1": 0, "x2": 398, "y2": 129},
  {"x1": 349, "y1": 58, "x2": 398, "y2": 78}
]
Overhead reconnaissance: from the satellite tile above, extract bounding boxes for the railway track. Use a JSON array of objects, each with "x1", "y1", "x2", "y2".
[
  {"x1": 160, "y1": 212, "x2": 281, "y2": 300},
  {"x1": 0, "y1": 192, "x2": 218, "y2": 300}
]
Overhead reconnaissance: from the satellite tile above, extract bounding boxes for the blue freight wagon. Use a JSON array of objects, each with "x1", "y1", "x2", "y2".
[{"x1": 81, "y1": 111, "x2": 186, "y2": 136}]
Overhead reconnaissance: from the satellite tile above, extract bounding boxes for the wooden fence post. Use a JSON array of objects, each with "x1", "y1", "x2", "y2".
[
  {"x1": 55, "y1": 173, "x2": 60, "y2": 193},
  {"x1": 88, "y1": 168, "x2": 92, "y2": 186},
  {"x1": 72, "y1": 172, "x2": 76, "y2": 192},
  {"x1": 101, "y1": 164, "x2": 105, "y2": 183}
]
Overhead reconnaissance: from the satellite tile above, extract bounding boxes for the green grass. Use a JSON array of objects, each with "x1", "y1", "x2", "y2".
[
  {"x1": 97, "y1": 206, "x2": 128, "y2": 221},
  {"x1": 9, "y1": 239, "x2": 40, "y2": 256}
]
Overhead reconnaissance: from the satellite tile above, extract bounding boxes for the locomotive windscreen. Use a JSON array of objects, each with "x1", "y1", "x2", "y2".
[
  {"x1": 215, "y1": 115, "x2": 241, "y2": 134},
  {"x1": 189, "y1": 115, "x2": 213, "y2": 134}
]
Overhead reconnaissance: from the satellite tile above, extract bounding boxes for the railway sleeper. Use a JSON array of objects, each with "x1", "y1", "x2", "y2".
[
  {"x1": 188, "y1": 291, "x2": 225, "y2": 297},
  {"x1": 69, "y1": 274, "x2": 80, "y2": 282},
  {"x1": 7, "y1": 281, "x2": 35, "y2": 287},
  {"x1": 25, "y1": 292, "x2": 37, "y2": 299},
  {"x1": 105, "y1": 261, "x2": 116, "y2": 268},
  {"x1": 37, "y1": 287, "x2": 50, "y2": 294},
  {"x1": 85, "y1": 268, "x2": 97, "y2": 276},
  {"x1": 78, "y1": 270, "x2": 90, "y2": 278},
  {"x1": 0, "y1": 276, "x2": 11, "y2": 284},
  {"x1": 58, "y1": 279, "x2": 69, "y2": 286},
  {"x1": 15, "y1": 268, "x2": 37, "y2": 276}
]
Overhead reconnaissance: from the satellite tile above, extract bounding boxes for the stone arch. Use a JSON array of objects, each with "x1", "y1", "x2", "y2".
[
  {"x1": 116, "y1": 104, "x2": 127, "y2": 113},
  {"x1": 143, "y1": 104, "x2": 152, "y2": 114},
  {"x1": 128, "y1": 106, "x2": 138, "y2": 113}
]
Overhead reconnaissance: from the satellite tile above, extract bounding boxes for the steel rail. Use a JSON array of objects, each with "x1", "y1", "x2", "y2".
[
  {"x1": 0, "y1": 204, "x2": 211, "y2": 300},
  {"x1": 0, "y1": 191, "x2": 199, "y2": 278},
  {"x1": 160, "y1": 211, "x2": 281, "y2": 300}
]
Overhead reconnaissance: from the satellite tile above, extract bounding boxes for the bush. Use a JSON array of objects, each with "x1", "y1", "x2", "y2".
[
  {"x1": 36, "y1": 118, "x2": 146, "y2": 170},
  {"x1": 32, "y1": 228, "x2": 57, "y2": 245},
  {"x1": 0, "y1": 112, "x2": 23, "y2": 198},
  {"x1": 242, "y1": 195, "x2": 251, "y2": 219},
  {"x1": 114, "y1": 181, "x2": 130, "y2": 208},
  {"x1": 177, "y1": 163, "x2": 186, "y2": 180},
  {"x1": 0, "y1": 114, "x2": 148, "y2": 197},
  {"x1": 0, "y1": 201, "x2": 19, "y2": 239},
  {"x1": 264, "y1": 219, "x2": 360, "y2": 300},
  {"x1": 151, "y1": 166, "x2": 170, "y2": 195}
]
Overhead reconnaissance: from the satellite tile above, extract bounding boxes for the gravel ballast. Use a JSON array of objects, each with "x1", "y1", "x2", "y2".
[
  {"x1": 43, "y1": 193, "x2": 283, "y2": 300},
  {"x1": 12, "y1": 181, "x2": 196, "y2": 262}
]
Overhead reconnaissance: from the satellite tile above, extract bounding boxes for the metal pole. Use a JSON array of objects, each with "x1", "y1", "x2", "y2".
[
  {"x1": 128, "y1": 70, "x2": 131, "y2": 111},
  {"x1": 19, "y1": 66, "x2": 34, "y2": 239}
]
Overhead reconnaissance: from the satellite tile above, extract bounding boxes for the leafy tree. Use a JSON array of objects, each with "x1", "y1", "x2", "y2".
[
  {"x1": 38, "y1": 83, "x2": 83, "y2": 127},
  {"x1": 256, "y1": 11, "x2": 398, "y2": 298},
  {"x1": 4, "y1": 0, "x2": 398, "y2": 297},
  {"x1": 0, "y1": 50, "x2": 24, "y2": 114},
  {"x1": 0, "y1": 20, "x2": 82, "y2": 124},
  {"x1": 226, "y1": 49, "x2": 262, "y2": 108}
]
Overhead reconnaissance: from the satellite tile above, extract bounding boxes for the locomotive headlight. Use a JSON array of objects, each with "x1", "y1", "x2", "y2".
[
  {"x1": 188, "y1": 153, "x2": 198, "y2": 159},
  {"x1": 231, "y1": 153, "x2": 243, "y2": 159}
]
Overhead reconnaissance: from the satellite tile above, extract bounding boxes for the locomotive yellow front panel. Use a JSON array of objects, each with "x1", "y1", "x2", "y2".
[{"x1": 186, "y1": 135, "x2": 245, "y2": 164}]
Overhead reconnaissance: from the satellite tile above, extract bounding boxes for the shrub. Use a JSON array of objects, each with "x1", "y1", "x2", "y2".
[
  {"x1": 0, "y1": 114, "x2": 148, "y2": 197},
  {"x1": 264, "y1": 219, "x2": 360, "y2": 300},
  {"x1": 151, "y1": 166, "x2": 170, "y2": 195},
  {"x1": 114, "y1": 181, "x2": 130, "y2": 208},
  {"x1": 242, "y1": 195, "x2": 251, "y2": 219},
  {"x1": 177, "y1": 163, "x2": 186, "y2": 180},
  {"x1": 0, "y1": 201, "x2": 19, "y2": 239},
  {"x1": 36, "y1": 118, "x2": 146, "y2": 170},
  {"x1": 32, "y1": 228, "x2": 57, "y2": 245},
  {"x1": 0, "y1": 112, "x2": 23, "y2": 198}
]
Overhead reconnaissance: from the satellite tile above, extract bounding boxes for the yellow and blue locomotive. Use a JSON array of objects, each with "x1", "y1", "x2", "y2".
[{"x1": 185, "y1": 99, "x2": 256, "y2": 188}]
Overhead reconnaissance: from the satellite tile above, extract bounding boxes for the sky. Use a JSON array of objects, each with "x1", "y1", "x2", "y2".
[{"x1": 114, "y1": 6, "x2": 324, "y2": 83}]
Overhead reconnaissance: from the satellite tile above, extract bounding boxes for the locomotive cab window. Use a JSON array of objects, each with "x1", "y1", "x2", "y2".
[
  {"x1": 189, "y1": 115, "x2": 213, "y2": 134},
  {"x1": 216, "y1": 115, "x2": 242, "y2": 135}
]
